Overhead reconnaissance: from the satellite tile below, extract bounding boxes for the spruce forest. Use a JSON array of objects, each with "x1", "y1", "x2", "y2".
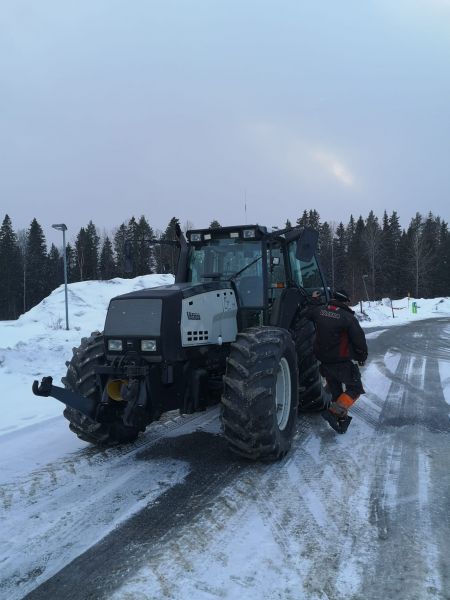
[{"x1": 0, "y1": 210, "x2": 449, "y2": 321}]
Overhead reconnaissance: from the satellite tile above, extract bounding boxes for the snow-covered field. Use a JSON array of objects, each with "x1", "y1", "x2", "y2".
[{"x1": 1, "y1": 278, "x2": 450, "y2": 599}]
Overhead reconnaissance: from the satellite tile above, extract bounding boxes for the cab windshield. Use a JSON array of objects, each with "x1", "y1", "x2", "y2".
[
  {"x1": 187, "y1": 239, "x2": 262, "y2": 282},
  {"x1": 187, "y1": 239, "x2": 264, "y2": 307}
]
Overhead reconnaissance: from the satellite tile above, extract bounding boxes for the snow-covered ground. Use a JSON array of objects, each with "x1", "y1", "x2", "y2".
[
  {"x1": 1, "y1": 279, "x2": 450, "y2": 599},
  {"x1": 355, "y1": 295, "x2": 450, "y2": 327},
  {"x1": 1, "y1": 281, "x2": 448, "y2": 437}
]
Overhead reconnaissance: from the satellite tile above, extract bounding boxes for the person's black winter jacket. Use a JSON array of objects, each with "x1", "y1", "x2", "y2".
[{"x1": 304, "y1": 299, "x2": 368, "y2": 364}]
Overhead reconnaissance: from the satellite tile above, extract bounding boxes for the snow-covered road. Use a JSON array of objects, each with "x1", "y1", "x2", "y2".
[{"x1": 2, "y1": 318, "x2": 450, "y2": 600}]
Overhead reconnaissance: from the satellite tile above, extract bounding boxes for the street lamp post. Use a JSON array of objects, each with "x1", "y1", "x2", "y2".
[
  {"x1": 52, "y1": 223, "x2": 69, "y2": 330},
  {"x1": 362, "y1": 274, "x2": 370, "y2": 306}
]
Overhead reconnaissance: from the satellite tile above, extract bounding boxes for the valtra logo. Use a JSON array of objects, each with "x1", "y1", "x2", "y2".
[{"x1": 187, "y1": 311, "x2": 201, "y2": 320}]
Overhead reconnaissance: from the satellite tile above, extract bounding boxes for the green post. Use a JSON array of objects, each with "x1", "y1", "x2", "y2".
[{"x1": 412, "y1": 301, "x2": 417, "y2": 314}]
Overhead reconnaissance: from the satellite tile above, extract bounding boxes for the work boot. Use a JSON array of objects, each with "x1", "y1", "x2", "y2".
[
  {"x1": 328, "y1": 401, "x2": 347, "y2": 417},
  {"x1": 335, "y1": 392, "x2": 357, "y2": 412},
  {"x1": 321, "y1": 410, "x2": 352, "y2": 434}
]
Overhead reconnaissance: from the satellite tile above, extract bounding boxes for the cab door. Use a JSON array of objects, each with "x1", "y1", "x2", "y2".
[{"x1": 287, "y1": 240, "x2": 328, "y2": 299}]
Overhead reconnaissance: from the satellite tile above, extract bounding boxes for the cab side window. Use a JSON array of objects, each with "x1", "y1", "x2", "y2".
[
  {"x1": 288, "y1": 243, "x2": 325, "y2": 294},
  {"x1": 288, "y1": 243, "x2": 303, "y2": 286},
  {"x1": 267, "y1": 244, "x2": 287, "y2": 304}
]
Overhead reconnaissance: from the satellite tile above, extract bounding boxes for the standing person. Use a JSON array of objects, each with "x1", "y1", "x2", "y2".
[{"x1": 305, "y1": 289, "x2": 368, "y2": 434}]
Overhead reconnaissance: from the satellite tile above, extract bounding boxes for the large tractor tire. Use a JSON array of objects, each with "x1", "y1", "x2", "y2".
[
  {"x1": 221, "y1": 326, "x2": 298, "y2": 461},
  {"x1": 291, "y1": 313, "x2": 326, "y2": 411},
  {"x1": 62, "y1": 331, "x2": 139, "y2": 446}
]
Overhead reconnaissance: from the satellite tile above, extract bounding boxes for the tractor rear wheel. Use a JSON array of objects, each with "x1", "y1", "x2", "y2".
[
  {"x1": 62, "y1": 331, "x2": 139, "y2": 446},
  {"x1": 291, "y1": 314, "x2": 326, "y2": 411},
  {"x1": 221, "y1": 326, "x2": 298, "y2": 461}
]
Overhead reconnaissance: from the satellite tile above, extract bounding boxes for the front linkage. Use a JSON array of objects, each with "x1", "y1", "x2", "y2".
[{"x1": 33, "y1": 376, "x2": 97, "y2": 419}]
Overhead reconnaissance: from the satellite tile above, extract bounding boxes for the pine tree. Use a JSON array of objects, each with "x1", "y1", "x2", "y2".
[
  {"x1": 347, "y1": 215, "x2": 368, "y2": 301},
  {"x1": 47, "y1": 244, "x2": 62, "y2": 293},
  {"x1": 85, "y1": 221, "x2": 100, "y2": 279},
  {"x1": 380, "y1": 211, "x2": 403, "y2": 298},
  {"x1": 74, "y1": 227, "x2": 88, "y2": 281},
  {"x1": 0, "y1": 215, "x2": 23, "y2": 319},
  {"x1": 126, "y1": 217, "x2": 139, "y2": 277},
  {"x1": 404, "y1": 213, "x2": 433, "y2": 297},
  {"x1": 295, "y1": 209, "x2": 321, "y2": 231},
  {"x1": 114, "y1": 223, "x2": 129, "y2": 278},
  {"x1": 421, "y1": 213, "x2": 441, "y2": 296},
  {"x1": 318, "y1": 221, "x2": 332, "y2": 288},
  {"x1": 99, "y1": 236, "x2": 116, "y2": 280},
  {"x1": 16, "y1": 228, "x2": 28, "y2": 314},
  {"x1": 134, "y1": 216, "x2": 154, "y2": 276},
  {"x1": 437, "y1": 221, "x2": 450, "y2": 296},
  {"x1": 74, "y1": 221, "x2": 99, "y2": 281},
  {"x1": 65, "y1": 243, "x2": 77, "y2": 283},
  {"x1": 379, "y1": 211, "x2": 391, "y2": 296},
  {"x1": 334, "y1": 222, "x2": 347, "y2": 291},
  {"x1": 25, "y1": 218, "x2": 48, "y2": 310},
  {"x1": 209, "y1": 220, "x2": 221, "y2": 229},
  {"x1": 362, "y1": 211, "x2": 382, "y2": 299},
  {"x1": 307, "y1": 209, "x2": 321, "y2": 230},
  {"x1": 158, "y1": 217, "x2": 180, "y2": 274},
  {"x1": 296, "y1": 210, "x2": 309, "y2": 228}
]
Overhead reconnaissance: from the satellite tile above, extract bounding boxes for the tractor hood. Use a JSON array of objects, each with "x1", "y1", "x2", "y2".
[{"x1": 104, "y1": 281, "x2": 237, "y2": 361}]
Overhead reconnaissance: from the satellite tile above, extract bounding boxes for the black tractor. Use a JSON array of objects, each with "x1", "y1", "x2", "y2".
[{"x1": 33, "y1": 223, "x2": 329, "y2": 460}]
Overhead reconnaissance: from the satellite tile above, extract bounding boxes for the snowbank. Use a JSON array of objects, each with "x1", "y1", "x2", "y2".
[
  {"x1": 354, "y1": 296, "x2": 450, "y2": 328},
  {"x1": 0, "y1": 274, "x2": 174, "y2": 436}
]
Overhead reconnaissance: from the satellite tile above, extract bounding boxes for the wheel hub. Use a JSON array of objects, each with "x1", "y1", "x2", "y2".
[{"x1": 276, "y1": 357, "x2": 291, "y2": 430}]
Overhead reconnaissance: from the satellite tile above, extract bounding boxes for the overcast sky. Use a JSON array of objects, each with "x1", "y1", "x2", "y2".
[{"x1": 1, "y1": 0, "x2": 450, "y2": 246}]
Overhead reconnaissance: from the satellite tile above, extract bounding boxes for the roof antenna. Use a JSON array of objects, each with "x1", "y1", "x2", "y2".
[{"x1": 244, "y1": 189, "x2": 247, "y2": 224}]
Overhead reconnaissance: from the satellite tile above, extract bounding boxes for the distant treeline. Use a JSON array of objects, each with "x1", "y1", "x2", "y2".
[{"x1": 0, "y1": 210, "x2": 449, "y2": 320}]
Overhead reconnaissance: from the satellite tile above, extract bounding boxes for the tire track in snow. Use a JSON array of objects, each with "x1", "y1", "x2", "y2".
[
  {"x1": 361, "y1": 322, "x2": 450, "y2": 599},
  {"x1": 0, "y1": 408, "x2": 220, "y2": 600},
  {"x1": 22, "y1": 429, "x2": 248, "y2": 600},
  {"x1": 0, "y1": 409, "x2": 217, "y2": 511}
]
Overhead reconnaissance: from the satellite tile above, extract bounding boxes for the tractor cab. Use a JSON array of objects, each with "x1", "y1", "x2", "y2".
[{"x1": 180, "y1": 224, "x2": 327, "y2": 328}]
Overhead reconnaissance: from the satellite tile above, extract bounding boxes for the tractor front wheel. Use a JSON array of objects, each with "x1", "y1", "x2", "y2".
[
  {"x1": 221, "y1": 326, "x2": 298, "y2": 461},
  {"x1": 62, "y1": 331, "x2": 140, "y2": 446}
]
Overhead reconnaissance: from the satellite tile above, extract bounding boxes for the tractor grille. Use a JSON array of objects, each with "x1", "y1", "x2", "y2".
[
  {"x1": 104, "y1": 298, "x2": 162, "y2": 337},
  {"x1": 187, "y1": 330, "x2": 209, "y2": 343}
]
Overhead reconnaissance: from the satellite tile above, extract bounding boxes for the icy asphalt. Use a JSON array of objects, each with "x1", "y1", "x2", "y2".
[{"x1": 1, "y1": 318, "x2": 450, "y2": 600}]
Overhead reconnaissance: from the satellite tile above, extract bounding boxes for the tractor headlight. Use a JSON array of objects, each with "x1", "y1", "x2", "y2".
[
  {"x1": 243, "y1": 229, "x2": 256, "y2": 239},
  {"x1": 190, "y1": 233, "x2": 202, "y2": 242},
  {"x1": 108, "y1": 339, "x2": 123, "y2": 351},
  {"x1": 141, "y1": 339, "x2": 157, "y2": 352}
]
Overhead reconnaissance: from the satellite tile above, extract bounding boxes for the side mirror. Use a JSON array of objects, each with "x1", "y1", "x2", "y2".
[
  {"x1": 296, "y1": 228, "x2": 319, "y2": 262},
  {"x1": 124, "y1": 240, "x2": 134, "y2": 274}
]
